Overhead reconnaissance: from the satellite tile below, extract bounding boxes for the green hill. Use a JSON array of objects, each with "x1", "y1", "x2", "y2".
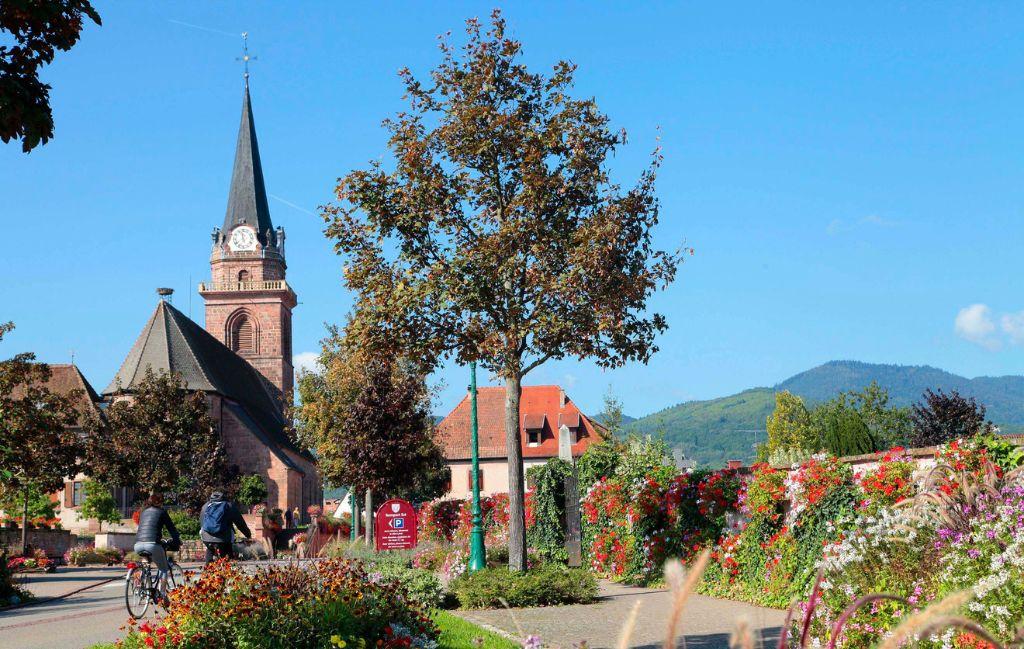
[{"x1": 627, "y1": 361, "x2": 1024, "y2": 468}]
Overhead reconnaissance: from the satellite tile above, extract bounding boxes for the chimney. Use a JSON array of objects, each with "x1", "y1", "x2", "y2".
[{"x1": 559, "y1": 388, "x2": 567, "y2": 408}]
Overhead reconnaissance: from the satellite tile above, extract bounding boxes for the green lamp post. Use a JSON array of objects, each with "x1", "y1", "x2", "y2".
[
  {"x1": 349, "y1": 487, "x2": 357, "y2": 542},
  {"x1": 468, "y1": 361, "x2": 486, "y2": 571}
]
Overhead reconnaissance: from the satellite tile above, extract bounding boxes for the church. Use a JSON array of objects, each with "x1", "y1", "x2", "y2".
[{"x1": 58, "y1": 79, "x2": 320, "y2": 530}]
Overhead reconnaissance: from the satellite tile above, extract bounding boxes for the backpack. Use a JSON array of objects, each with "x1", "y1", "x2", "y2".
[{"x1": 201, "y1": 501, "x2": 229, "y2": 536}]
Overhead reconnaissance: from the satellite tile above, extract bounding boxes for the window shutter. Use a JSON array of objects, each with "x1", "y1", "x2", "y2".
[
  {"x1": 64, "y1": 482, "x2": 73, "y2": 508},
  {"x1": 478, "y1": 469, "x2": 484, "y2": 491}
]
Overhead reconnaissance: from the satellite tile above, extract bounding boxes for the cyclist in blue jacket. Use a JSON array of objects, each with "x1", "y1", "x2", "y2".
[{"x1": 199, "y1": 490, "x2": 251, "y2": 563}]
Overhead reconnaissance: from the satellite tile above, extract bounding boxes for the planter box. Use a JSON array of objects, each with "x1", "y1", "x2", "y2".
[
  {"x1": 96, "y1": 532, "x2": 136, "y2": 553},
  {"x1": 0, "y1": 528, "x2": 73, "y2": 559}
]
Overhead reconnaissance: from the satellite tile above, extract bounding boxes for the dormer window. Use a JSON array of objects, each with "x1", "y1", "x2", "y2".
[
  {"x1": 524, "y1": 414, "x2": 545, "y2": 446},
  {"x1": 558, "y1": 412, "x2": 581, "y2": 444}
]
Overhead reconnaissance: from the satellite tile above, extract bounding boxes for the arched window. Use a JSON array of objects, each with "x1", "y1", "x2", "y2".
[
  {"x1": 238, "y1": 270, "x2": 250, "y2": 283},
  {"x1": 228, "y1": 311, "x2": 257, "y2": 354}
]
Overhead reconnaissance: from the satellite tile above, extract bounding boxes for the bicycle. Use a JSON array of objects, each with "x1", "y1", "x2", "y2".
[{"x1": 124, "y1": 540, "x2": 188, "y2": 619}]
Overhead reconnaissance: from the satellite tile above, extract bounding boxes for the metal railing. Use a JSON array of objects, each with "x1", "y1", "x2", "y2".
[{"x1": 198, "y1": 280, "x2": 291, "y2": 292}]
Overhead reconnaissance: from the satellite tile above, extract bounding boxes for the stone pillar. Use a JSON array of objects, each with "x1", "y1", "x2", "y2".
[{"x1": 559, "y1": 425, "x2": 583, "y2": 568}]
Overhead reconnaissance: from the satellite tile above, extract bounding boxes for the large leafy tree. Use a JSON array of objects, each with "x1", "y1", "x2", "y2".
[
  {"x1": 85, "y1": 369, "x2": 235, "y2": 513},
  {"x1": 909, "y1": 388, "x2": 992, "y2": 448},
  {"x1": 77, "y1": 479, "x2": 120, "y2": 531},
  {"x1": 1, "y1": 0, "x2": 100, "y2": 152},
  {"x1": 846, "y1": 381, "x2": 912, "y2": 448},
  {"x1": 0, "y1": 322, "x2": 81, "y2": 549},
  {"x1": 813, "y1": 396, "x2": 878, "y2": 457},
  {"x1": 296, "y1": 325, "x2": 448, "y2": 508},
  {"x1": 764, "y1": 390, "x2": 816, "y2": 456},
  {"x1": 323, "y1": 11, "x2": 682, "y2": 570}
]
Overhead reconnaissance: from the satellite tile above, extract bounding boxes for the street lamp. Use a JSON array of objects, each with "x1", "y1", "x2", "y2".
[{"x1": 468, "y1": 361, "x2": 486, "y2": 571}]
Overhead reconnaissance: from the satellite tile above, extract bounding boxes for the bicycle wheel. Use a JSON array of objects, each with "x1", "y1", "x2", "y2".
[
  {"x1": 125, "y1": 566, "x2": 150, "y2": 619},
  {"x1": 168, "y1": 561, "x2": 188, "y2": 589}
]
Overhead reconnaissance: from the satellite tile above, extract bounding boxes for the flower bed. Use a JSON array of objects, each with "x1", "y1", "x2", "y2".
[
  {"x1": 113, "y1": 558, "x2": 437, "y2": 649},
  {"x1": 7, "y1": 548, "x2": 54, "y2": 573},
  {"x1": 64, "y1": 544, "x2": 124, "y2": 567}
]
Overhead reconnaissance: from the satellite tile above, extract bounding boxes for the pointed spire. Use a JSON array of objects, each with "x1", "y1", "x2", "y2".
[{"x1": 223, "y1": 81, "x2": 274, "y2": 242}]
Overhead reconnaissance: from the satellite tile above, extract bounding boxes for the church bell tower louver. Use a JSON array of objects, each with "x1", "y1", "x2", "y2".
[{"x1": 199, "y1": 77, "x2": 296, "y2": 402}]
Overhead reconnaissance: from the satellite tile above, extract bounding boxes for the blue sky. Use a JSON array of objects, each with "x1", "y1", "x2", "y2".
[{"x1": 2, "y1": 2, "x2": 1024, "y2": 419}]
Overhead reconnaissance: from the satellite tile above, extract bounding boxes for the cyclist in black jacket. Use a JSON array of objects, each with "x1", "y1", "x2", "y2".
[{"x1": 133, "y1": 493, "x2": 181, "y2": 583}]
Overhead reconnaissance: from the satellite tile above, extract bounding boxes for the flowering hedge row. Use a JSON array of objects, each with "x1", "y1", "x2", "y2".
[
  {"x1": 577, "y1": 433, "x2": 1024, "y2": 647},
  {"x1": 414, "y1": 493, "x2": 535, "y2": 580},
  {"x1": 581, "y1": 468, "x2": 743, "y2": 582},
  {"x1": 806, "y1": 436, "x2": 1024, "y2": 648}
]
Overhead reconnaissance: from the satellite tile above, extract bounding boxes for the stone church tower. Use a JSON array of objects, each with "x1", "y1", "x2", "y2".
[{"x1": 200, "y1": 81, "x2": 296, "y2": 400}]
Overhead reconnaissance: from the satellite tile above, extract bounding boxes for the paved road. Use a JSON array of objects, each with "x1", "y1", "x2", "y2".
[
  {"x1": 0, "y1": 564, "x2": 207, "y2": 649},
  {"x1": 456, "y1": 580, "x2": 787, "y2": 649},
  {"x1": 0, "y1": 575, "x2": 147, "y2": 649}
]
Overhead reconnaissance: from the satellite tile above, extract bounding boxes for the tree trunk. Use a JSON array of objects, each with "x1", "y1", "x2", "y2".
[
  {"x1": 20, "y1": 489, "x2": 29, "y2": 555},
  {"x1": 504, "y1": 373, "x2": 527, "y2": 571},
  {"x1": 364, "y1": 489, "x2": 374, "y2": 545}
]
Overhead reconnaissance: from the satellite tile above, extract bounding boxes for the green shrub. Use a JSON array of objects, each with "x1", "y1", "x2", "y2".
[
  {"x1": 235, "y1": 473, "x2": 269, "y2": 509},
  {"x1": 451, "y1": 565, "x2": 597, "y2": 609},
  {"x1": 374, "y1": 563, "x2": 445, "y2": 609},
  {"x1": 168, "y1": 510, "x2": 200, "y2": 540}
]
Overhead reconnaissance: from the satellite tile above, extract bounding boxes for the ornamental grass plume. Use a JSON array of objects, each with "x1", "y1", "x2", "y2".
[
  {"x1": 663, "y1": 549, "x2": 711, "y2": 649},
  {"x1": 875, "y1": 590, "x2": 971, "y2": 649},
  {"x1": 729, "y1": 617, "x2": 753, "y2": 649},
  {"x1": 616, "y1": 601, "x2": 641, "y2": 649}
]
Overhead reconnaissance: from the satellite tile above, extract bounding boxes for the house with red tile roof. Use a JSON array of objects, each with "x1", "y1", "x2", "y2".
[{"x1": 435, "y1": 385, "x2": 605, "y2": 499}]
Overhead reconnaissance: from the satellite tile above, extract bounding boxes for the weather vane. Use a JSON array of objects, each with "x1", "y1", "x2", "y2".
[{"x1": 237, "y1": 32, "x2": 257, "y2": 86}]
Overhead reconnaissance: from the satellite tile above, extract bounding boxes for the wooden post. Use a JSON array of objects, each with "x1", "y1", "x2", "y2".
[{"x1": 558, "y1": 425, "x2": 582, "y2": 567}]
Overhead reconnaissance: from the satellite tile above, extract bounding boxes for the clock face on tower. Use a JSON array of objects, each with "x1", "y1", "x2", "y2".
[{"x1": 229, "y1": 226, "x2": 257, "y2": 252}]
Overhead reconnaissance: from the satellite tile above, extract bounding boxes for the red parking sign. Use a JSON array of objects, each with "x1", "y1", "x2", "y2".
[{"x1": 375, "y1": 499, "x2": 418, "y2": 550}]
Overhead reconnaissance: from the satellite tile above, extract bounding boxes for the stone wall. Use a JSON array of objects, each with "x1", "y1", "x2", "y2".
[{"x1": 0, "y1": 529, "x2": 73, "y2": 559}]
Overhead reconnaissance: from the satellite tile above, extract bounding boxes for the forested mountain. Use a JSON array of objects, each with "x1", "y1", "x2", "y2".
[{"x1": 627, "y1": 361, "x2": 1024, "y2": 467}]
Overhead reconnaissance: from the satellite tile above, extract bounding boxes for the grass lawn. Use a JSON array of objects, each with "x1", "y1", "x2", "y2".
[
  {"x1": 433, "y1": 610, "x2": 519, "y2": 649},
  {"x1": 89, "y1": 611, "x2": 516, "y2": 649}
]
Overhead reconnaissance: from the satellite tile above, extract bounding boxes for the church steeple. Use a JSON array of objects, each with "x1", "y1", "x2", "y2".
[
  {"x1": 201, "y1": 54, "x2": 296, "y2": 401},
  {"x1": 223, "y1": 84, "x2": 274, "y2": 243}
]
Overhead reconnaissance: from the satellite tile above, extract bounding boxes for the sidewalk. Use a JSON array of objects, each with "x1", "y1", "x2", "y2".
[
  {"x1": 455, "y1": 580, "x2": 786, "y2": 649},
  {"x1": 17, "y1": 566, "x2": 125, "y2": 600}
]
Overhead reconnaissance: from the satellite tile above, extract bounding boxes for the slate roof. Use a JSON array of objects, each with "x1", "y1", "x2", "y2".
[
  {"x1": 436, "y1": 385, "x2": 604, "y2": 460},
  {"x1": 105, "y1": 300, "x2": 303, "y2": 459},
  {"x1": 223, "y1": 84, "x2": 274, "y2": 242}
]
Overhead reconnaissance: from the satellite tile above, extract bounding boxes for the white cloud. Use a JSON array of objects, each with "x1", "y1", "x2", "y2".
[
  {"x1": 859, "y1": 214, "x2": 897, "y2": 227},
  {"x1": 826, "y1": 214, "x2": 899, "y2": 235},
  {"x1": 1001, "y1": 311, "x2": 1024, "y2": 345},
  {"x1": 954, "y1": 304, "x2": 1000, "y2": 350},
  {"x1": 562, "y1": 373, "x2": 578, "y2": 388},
  {"x1": 293, "y1": 351, "x2": 321, "y2": 376}
]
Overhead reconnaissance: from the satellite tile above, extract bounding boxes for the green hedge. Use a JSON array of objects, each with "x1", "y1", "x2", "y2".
[{"x1": 451, "y1": 565, "x2": 597, "y2": 609}]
